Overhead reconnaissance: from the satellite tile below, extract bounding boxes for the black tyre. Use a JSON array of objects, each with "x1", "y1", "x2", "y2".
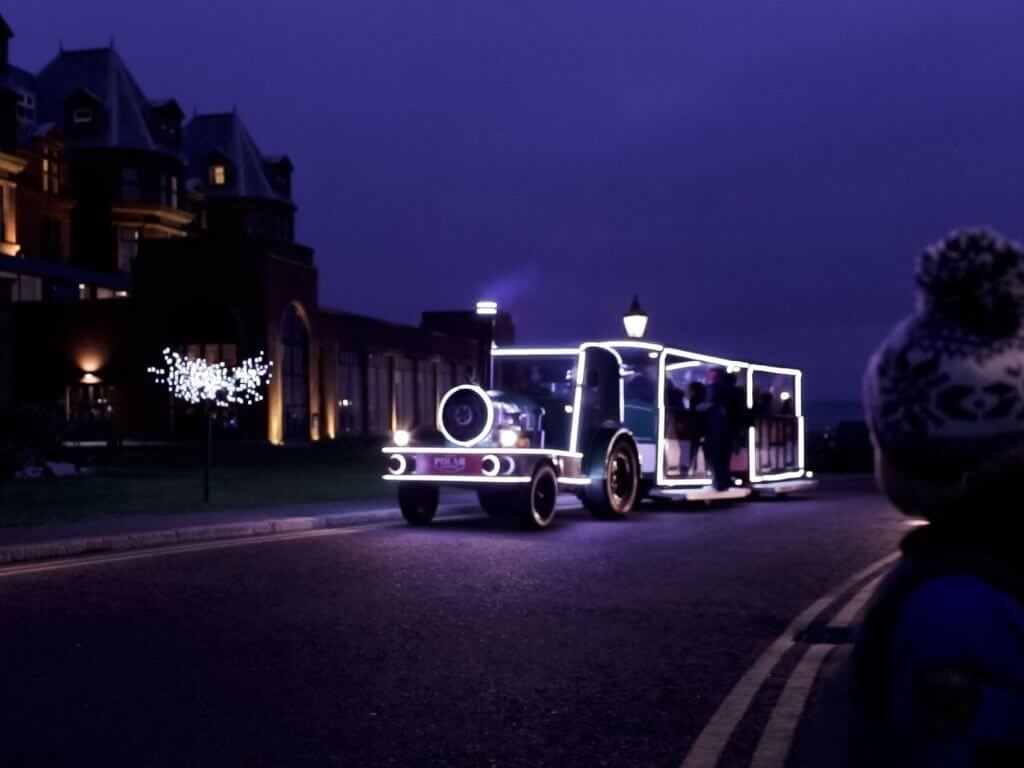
[
  {"x1": 518, "y1": 463, "x2": 559, "y2": 530},
  {"x1": 398, "y1": 484, "x2": 439, "y2": 526},
  {"x1": 583, "y1": 439, "x2": 639, "y2": 519},
  {"x1": 477, "y1": 489, "x2": 515, "y2": 517}
]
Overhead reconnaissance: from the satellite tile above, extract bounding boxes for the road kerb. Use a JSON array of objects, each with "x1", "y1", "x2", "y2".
[{"x1": 0, "y1": 504, "x2": 470, "y2": 567}]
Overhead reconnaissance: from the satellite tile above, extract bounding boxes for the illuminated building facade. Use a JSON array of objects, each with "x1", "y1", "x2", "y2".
[{"x1": 0, "y1": 14, "x2": 510, "y2": 443}]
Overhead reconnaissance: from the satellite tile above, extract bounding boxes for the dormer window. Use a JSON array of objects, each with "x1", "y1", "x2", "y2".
[
  {"x1": 147, "y1": 99, "x2": 184, "y2": 147},
  {"x1": 161, "y1": 121, "x2": 178, "y2": 142},
  {"x1": 16, "y1": 92, "x2": 35, "y2": 124},
  {"x1": 209, "y1": 164, "x2": 226, "y2": 186},
  {"x1": 65, "y1": 89, "x2": 102, "y2": 136},
  {"x1": 263, "y1": 155, "x2": 293, "y2": 197}
]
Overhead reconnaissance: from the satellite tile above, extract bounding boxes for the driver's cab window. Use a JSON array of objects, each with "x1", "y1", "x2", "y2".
[
  {"x1": 493, "y1": 356, "x2": 576, "y2": 399},
  {"x1": 493, "y1": 354, "x2": 577, "y2": 448}
]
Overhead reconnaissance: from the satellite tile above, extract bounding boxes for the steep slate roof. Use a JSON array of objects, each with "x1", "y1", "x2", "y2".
[
  {"x1": 34, "y1": 46, "x2": 184, "y2": 160},
  {"x1": 0, "y1": 64, "x2": 39, "y2": 143},
  {"x1": 183, "y1": 112, "x2": 291, "y2": 203},
  {"x1": 0, "y1": 63, "x2": 35, "y2": 94}
]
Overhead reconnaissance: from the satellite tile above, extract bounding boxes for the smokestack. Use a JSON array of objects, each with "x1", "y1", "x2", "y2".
[{"x1": 0, "y1": 15, "x2": 12, "y2": 74}]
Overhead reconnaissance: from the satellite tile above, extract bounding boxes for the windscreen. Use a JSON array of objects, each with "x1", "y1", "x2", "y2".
[{"x1": 492, "y1": 356, "x2": 577, "y2": 400}]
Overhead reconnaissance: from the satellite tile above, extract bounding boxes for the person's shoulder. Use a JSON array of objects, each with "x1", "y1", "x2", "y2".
[{"x1": 891, "y1": 574, "x2": 1024, "y2": 676}]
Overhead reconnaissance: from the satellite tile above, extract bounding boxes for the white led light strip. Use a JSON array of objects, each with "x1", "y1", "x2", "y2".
[
  {"x1": 383, "y1": 475, "x2": 531, "y2": 484},
  {"x1": 480, "y1": 341, "x2": 807, "y2": 489},
  {"x1": 383, "y1": 447, "x2": 583, "y2": 457},
  {"x1": 746, "y1": 365, "x2": 806, "y2": 483}
]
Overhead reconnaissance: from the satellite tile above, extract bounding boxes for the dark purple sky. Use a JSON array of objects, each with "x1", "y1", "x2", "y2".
[{"x1": 10, "y1": 2, "x2": 1024, "y2": 398}]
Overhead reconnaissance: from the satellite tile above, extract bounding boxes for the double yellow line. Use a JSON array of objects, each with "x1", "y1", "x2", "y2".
[{"x1": 679, "y1": 551, "x2": 900, "y2": 768}]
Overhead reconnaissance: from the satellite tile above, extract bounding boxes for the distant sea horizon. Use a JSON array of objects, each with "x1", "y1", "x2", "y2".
[{"x1": 803, "y1": 400, "x2": 865, "y2": 432}]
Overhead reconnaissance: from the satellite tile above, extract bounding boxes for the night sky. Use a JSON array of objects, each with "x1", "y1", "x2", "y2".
[{"x1": 9, "y1": 2, "x2": 1024, "y2": 399}]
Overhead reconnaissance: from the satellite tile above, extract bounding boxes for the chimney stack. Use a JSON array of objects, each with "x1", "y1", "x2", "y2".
[{"x1": 0, "y1": 15, "x2": 12, "y2": 74}]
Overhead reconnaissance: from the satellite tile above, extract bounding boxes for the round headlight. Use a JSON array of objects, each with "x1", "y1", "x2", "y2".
[
  {"x1": 438, "y1": 385, "x2": 494, "y2": 446},
  {"x1": 481, "y1": 454, "x2": 500, "y2": 477},
  {"x1": 388, "y1": 454, "x2": 408, "y2": 475},
  {"x1": 498, "y1": 428, "x2": 519, "y2": 448},
  {"x1": 393, "y1": 429, "x2": 410, "y2": 447}
]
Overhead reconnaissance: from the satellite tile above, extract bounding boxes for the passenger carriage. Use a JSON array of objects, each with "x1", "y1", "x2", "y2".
[{"x1": 383, "y1": 340, "x2": 815, "y2": 529}]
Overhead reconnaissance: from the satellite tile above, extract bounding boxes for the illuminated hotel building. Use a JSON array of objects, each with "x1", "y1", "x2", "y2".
[{"x1": 0, "y1": 14, "x2": 511, "y2": 443}]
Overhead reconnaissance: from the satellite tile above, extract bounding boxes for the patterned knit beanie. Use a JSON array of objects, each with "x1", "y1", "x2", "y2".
[{"x1": 864, "y1": 228, "x2": 1024, "y2": 475}]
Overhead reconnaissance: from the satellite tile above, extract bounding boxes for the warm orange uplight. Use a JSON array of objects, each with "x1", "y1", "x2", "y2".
[
  {"x1": 267, "y1": 368, "x2": 284, "y2": 445},
  {"x1": 76, "y1": 350, "x2": 105, "y2": 374}
]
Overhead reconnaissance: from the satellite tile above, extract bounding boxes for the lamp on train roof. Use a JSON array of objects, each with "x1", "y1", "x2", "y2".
[{"x1": 623, "y1": 295, "x2": 649, "y2": 339}]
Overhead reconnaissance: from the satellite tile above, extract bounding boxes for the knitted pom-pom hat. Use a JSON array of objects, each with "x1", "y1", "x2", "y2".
[{"x1": 864, "y1": 228, "x2": 1024, "y2": 474}]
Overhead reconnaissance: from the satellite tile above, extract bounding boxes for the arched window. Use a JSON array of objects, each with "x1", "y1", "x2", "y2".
[{"x1": 281, "y1": 304, "x2": 309, "y2": 441}]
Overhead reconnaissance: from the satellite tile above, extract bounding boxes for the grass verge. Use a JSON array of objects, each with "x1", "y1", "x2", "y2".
[{"x1": 0, "y1": 439, "x2": 390, "y2": 528}]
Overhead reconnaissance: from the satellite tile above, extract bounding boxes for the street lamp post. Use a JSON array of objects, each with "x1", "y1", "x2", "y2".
[{"x1": 623, "y1": 295, "x2": 649, "y2": 339}]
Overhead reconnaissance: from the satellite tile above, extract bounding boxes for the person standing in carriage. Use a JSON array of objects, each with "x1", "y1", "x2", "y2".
[{"x1": 700, "y1": 368, "x2": 745, "y2": 490}]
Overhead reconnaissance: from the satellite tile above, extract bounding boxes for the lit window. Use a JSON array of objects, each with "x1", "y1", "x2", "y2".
[
  {"x1": 41, "y1": 148, "x2": 60, "y2": 194},
  {"x1": 159, "y1": 174, "x2": 179, "y2": 208},
  {"x1": 73, "y1": 108, "x2": 92, "y2": 124},
  {"x1": 78, "y1": 283, "x2": 90, "y2": 300},
  {"x1": 209, "y1": 164, "x2": 226, "y2": 186},
  {"x1": 117, "y1": 227, "x2": 140, "y2": 271},
  {"x1": 12, "y1": 275, "x2": 43, "y2": 302}
]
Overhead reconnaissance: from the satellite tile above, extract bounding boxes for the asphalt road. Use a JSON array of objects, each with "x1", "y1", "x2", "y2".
[{"x1": 0, "y1": 476, "x2": 907, "y2": 768}]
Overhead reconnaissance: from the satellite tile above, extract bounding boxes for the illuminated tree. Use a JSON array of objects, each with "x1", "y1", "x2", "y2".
[{"x1": 148, "y1": 348, "x2": 273, "y2": 502}]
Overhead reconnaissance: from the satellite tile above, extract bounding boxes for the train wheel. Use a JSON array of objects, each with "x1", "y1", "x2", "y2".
[
  {"x1": 583, "y1": 440, "x2": 639, "y2": 519},
  {"x1": 518, "y1": 464, "x2": 558, "y2": 530},
  {"x1": 398, "y1": 484, "x2": 439, "y2": 526}
]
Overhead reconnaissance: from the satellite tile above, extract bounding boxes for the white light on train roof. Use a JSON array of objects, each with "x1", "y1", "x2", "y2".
[
  {"x1": 476, "y1": 300, "x2": 498, "y2": 316},
  {"x1": 623, "y1": 295, "x2": 649, "y2": 339}
]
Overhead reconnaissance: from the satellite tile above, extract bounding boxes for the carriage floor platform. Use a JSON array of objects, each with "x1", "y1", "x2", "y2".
[
  {"x1": 648, "y1": 477, "x2": 816, "y2": 503},
  {"x1": 649, "y1": 487, "x2": 752, "y2": 502}
]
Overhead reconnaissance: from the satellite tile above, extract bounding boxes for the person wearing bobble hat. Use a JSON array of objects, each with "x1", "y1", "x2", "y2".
[{"x1": 855, "y1": 229, "x2": 1024, "y2": 766}]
